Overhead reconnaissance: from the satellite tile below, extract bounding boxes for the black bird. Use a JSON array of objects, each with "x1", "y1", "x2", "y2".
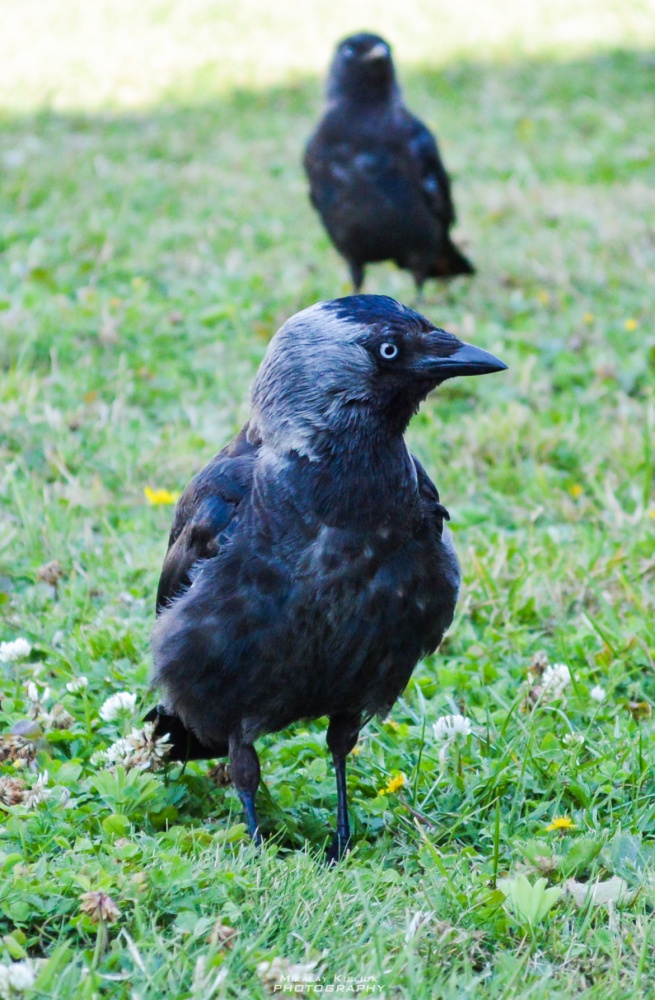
[
  {"x1": 147, "y1": 295, "x2": 505, "y2": 860},
  {"x1": 304, "y1": 33, "x2": 474, "y2": 292}
]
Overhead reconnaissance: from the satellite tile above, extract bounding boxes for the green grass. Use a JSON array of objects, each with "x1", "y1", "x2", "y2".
[{"x1": 1, "y1": 1, "x2": 655, "y2": 996}]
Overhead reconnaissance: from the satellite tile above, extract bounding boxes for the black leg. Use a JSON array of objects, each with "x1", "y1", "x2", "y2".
[
  {"x1": 348, "y1": 261, "x2": 364, "y2": 293},
  {"x1": 229, "y1": 734, "x2": 262, "y2": 846},
  {"x1": 326, "y1": 714, "x2": 361, "y2": 863},
  {"x1": 326, "y1": 752, "x2": 350, "y2": 862}
]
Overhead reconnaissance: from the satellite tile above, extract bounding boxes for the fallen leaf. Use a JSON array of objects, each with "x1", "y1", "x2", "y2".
[{"x1": 564, "y1": 876, "x2": 635, "y2": 907}]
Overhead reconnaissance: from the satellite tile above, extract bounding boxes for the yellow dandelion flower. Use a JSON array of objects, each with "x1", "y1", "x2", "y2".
[
  {"x1": 649, "y1": 510, "x2": 655, "y2": 520},
  {"x1": 381, "y1": 773, "x2": 406, "y2": 795},
  {"x1": 545, "y1": 816, "x2": 574, "y2": 832},
  {"x1": 583, "y1": 312, "x2": 594, "y2": 324},
  {"x1": 144, "y1": 486, "x2": 179, "y2": 506},
  {"x1": 351, "y1": 745, "x2": 362, "y2": 756},
  {"x1": 537, "y1": 290, "x2": 550, "y2": 305},
  {"x1": 570, "y1": 484, "x2": 583, "y2": 498},
  {"x1": 624, "y1": 318, "x2": 638, "y2": 331}
]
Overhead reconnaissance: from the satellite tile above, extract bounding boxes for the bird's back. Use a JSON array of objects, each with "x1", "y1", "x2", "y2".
[{"x1": 305, "y1": 102, "x2": 439, "y2": 262}]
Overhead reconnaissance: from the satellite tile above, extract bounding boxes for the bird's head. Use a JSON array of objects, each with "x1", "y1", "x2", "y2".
[
  {"x1": 250, "y1": 295, "x2": 506, "y2": 459},
  {"x1": 327, "y1": 33, "x2": 397, "y2": 103}
]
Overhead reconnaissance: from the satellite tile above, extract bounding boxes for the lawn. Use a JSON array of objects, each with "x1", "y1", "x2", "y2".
[{"x1": 1, "y1": 1, "x2": 655, "y2": 996}]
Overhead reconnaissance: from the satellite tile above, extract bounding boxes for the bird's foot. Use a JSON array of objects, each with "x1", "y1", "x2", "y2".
[{"x1": 325, "y1": 831, "x2": 352, "y2": 865}]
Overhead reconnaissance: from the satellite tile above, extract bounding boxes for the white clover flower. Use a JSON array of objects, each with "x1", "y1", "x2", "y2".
[
  {"x1": 45, "y1": 704, "x2": 75, "y2": 730},
  {"x1": 66, "y1": 676, "x2": 88, "y2": 694},
  {"x1": 79, "y1": 891, "x2": 120, "y2": 924},
  {"x1": 7, "y1": 963, "x2": 35, "y2": 992},
  {"x1": 433, "y1": 713, "x2": 472, "y2": 743},
  {"x1": 0, "y1": 638, "x2": 31, "y2": 663},
  {"x1": 0, "y1": 776, "x2": 25, "y2": 807},
  {"x1": 590, "y1": 685, "x2": 606, "y2": 703},
  {"x1": 99, "y1": 691, "x2": 137, "y2": 722},
  {"x1": 541, "y1": 663, "x2": 571, "y2": 700},
  {"x1": 0, "y1": 960, "x2": 36, "y2": 996},
  {"x1": 93, "y1": 723, "x2": 171, "y2": 773},
  {"x1": 22, "y1": 771, "x2": 52, "y2": 809},
  {"x1": 25, "y1": 682, "x2": 49, "y2": 705},
  {"x1": 433, "y1": 713, "x2": 472, "y2": 765}
]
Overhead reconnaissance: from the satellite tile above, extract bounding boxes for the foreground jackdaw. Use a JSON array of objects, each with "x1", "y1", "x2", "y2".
[
  {"x1": 304, "y1": 33, "x2": 475, "y2": 292},
  {"x1": 147, "y1": 295, "x2": 505, "y2": 860}
]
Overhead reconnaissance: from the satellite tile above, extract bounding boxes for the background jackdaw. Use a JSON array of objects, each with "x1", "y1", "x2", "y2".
[
  {"x1": 304, "y1": 33, "x2": 475, "y2": 292},
  {"x1": 148, "y1": 295, "x2": 505, "y2": 860}
]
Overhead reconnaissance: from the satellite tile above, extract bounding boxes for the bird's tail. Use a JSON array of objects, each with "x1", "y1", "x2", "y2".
[
  {"x1": 144, "y1": 704, "x2": 227, "y2": 762},
  {"x1": 429, "y1": 239, "x2": 475, "y2": 279}
]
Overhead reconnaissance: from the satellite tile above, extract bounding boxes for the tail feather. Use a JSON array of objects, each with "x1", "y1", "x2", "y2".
[
  {"x1": 429, "y1": 239, "x2": 475, "y2": 279},
  {"x1": 145, "y1": 705, "x2": 227, "y2": 762}
]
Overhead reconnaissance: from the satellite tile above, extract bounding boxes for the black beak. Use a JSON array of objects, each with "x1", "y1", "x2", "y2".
[{"x1": 420, "y1": 340, "x2": 507, "y2": 380}]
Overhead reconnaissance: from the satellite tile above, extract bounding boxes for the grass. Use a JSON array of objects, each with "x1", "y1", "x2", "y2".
[{"x1": 1, "y1": 0, "x2": 655, "y2": 996}]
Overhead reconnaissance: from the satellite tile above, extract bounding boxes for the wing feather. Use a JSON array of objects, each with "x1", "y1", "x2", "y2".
[{"x1": 155, "y1": 425, "x2": 258, "y2": 613}]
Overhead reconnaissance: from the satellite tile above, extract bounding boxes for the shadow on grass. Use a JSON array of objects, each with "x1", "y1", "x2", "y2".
[
  {"x1": 1, "y1": 47, "x2": 653, "y2": 180},
  {"x1": 0, "y1": 46, "x2": 653, "y2": 376}
]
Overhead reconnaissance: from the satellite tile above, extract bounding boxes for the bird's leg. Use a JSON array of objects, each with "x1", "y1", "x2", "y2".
[
  {"x1": 410, "y1": 264, "x2": 428, "y2": 303},
  {"x1": 228, "y1": 733, "x2": 262, "y2": 845},
  {"x1": 326, "y1": 714, "x2": 361, "y2": 863},
  {"x1": 348, "y1": 261, "x2": 364, "y2": 293}
]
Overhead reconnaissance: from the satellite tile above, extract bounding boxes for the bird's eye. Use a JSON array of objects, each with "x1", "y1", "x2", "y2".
[
  {"x1": 341, "y1": 45, "x2": 355, "y2": 59},
  {"x1": 379, "y1": 342, "x2": 399, "y2": 360}
]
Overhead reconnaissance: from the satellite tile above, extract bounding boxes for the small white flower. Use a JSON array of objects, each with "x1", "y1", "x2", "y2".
[
  {"x1": 45, "y1": 704, "x2": 75, "y2": 730},
  {"x1": 0, "y1": 638, "x2": 31, "y2": 663},
  {"x1": 8, "y1": 963, "x2": 35, "y2": 992},
  {"x1": 22, "y1": 771, "x2": 51, "y2": 809},
  {"x1": 541, "y1": 663, "x2": 571, "y2": 700},
  {"x1": 562, "y1": 732, "x2": 584, "y2": 748},
  {"x1": 0, "y1": 960, "x2": 36, "y2": 996},
  {"x1": 66, "y1": 676, "x2": 88, "y2": 694},
  {"x1": 99, "y1": 691, "x2": 137, "y2": 722},
  {"x1": 433, "y1": 713, "x2": 472, "y2": 743},
  {"x1": 590, "y1": 685, "x2": 606, "y2": 703},
  {"x1": 433, "y1": 713, "x2": 472, "y2": 765},
  {"x1": 25, "y1": 682, "x2": 49, "y2": 705},
  {"x1": 103, "y1": 737, "x2": 132, "y2": 767},
  {"x1": 93, "y1": 723, "x2": 171, "y2": 773}
]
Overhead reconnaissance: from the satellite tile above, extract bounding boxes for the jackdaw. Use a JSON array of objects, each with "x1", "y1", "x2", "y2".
[
  {"x1": 304, "y1": 33, "x2": 475, "y2": 292},
  {"x1": 147, "y1": 295, "x2": 505, "y2": 860}
]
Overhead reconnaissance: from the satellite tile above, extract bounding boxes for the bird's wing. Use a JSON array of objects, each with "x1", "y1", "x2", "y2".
[
  {"x1": 155, "y1": 425, "x2": 258, "y2": 613},
  {"x1": 405, "y1": 114, "x2": 456, "y2": 226},
  {"x1": 412, "y1": 454, "x2": 450, "y2": 533},
  {"x1": 304, "y1": 133, "x2": 351, "y2": 212}
]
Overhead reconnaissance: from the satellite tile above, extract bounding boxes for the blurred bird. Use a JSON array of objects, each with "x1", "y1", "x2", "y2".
[
  {"x1": 304, "y1": 33, "x2": 474, "y2": 292},
  {"x1": 147, "y1": 295, "x2": 505, "y2": 860}
]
